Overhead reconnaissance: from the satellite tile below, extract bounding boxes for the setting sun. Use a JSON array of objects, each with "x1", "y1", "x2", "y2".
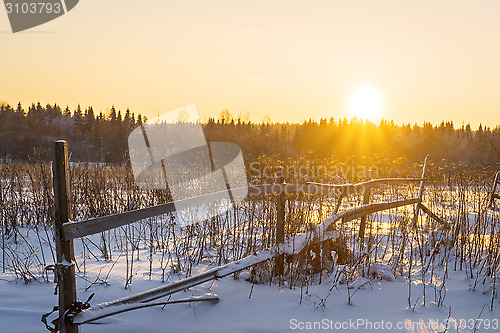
[{"x1": 348, "y1": 86, "x2": 383, "y2": 122}]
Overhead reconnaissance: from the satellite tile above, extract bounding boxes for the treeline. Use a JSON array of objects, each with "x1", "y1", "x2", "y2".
[
  {"x1": 0, "y1": 102, "x2": 499, "y2": 169},
  {"x1": 205, "y1": 115, "x2": 500, "y2": 171},
  {"x1": 0, "y1": 102, "x2": 144, "y2": 162}
]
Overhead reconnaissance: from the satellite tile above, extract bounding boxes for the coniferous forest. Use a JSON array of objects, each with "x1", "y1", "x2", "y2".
[{"x1": 0, "y1": 102, "x2": 499, "y2": 172}]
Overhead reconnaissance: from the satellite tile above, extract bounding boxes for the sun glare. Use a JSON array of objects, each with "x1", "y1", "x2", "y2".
[{"x1": 348, "y1": 86, "x2": 383, "y2": 121}]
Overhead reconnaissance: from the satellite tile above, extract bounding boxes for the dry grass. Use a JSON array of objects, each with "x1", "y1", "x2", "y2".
[{"x1": 0, "y1": 160, "x2": 499, "y2": 311}]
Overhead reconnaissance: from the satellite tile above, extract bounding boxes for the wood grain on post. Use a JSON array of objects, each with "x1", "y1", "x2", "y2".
[
  {"x1": 0, "y1": 179, "x2": 4, "y2": 273},
  {"x1": 53, "y1": 141, "x2": 78, "y2": 333},
  {"x1": 275, "y1": 167, "x2": 285, "y2": 276}
]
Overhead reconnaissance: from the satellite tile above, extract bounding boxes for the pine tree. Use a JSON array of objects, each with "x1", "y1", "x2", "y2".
[
  {"x1": 15, "y1": 102, "x2": 24, "y2": 116},
  {"x1": 109, "y1": 106, "x2": 117, "y2": 121}
]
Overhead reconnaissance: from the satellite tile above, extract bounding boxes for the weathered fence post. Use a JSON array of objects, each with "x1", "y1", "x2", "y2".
[
  {"x1": 489, "y1": 171, "x2": 500, "y2": 209},
  {"x1": 0, "y1": 178, "x2": 4, "y2": 273},
  {"x1": 412, "y1": 156, "x2": 428, "y2": 228},
  {"x1": 52, "y1": 141, "x2": 78, "y2": 333},
  {"x1": 275, "y1": 167, "x2": 285, "y2": 277},
  {"x1": 359, "y1": 170, "x2": 372, "y2": 241}
]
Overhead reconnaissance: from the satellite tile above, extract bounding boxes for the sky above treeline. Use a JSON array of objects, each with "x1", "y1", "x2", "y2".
[{"x1": 1, "y1": 0, "x2": 499, "y2": 128}]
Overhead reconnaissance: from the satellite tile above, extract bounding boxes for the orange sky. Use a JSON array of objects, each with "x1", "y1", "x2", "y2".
[{"x1": 1, "y1": 0, "x2": 499, "y2": 128}]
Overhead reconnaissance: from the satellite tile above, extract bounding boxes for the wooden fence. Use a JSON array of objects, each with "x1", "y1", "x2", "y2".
[{"x1": 48, "y1": 141, "x2": 444, "y2": 332}]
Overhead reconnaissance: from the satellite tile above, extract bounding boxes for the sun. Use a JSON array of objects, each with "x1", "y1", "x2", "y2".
[{"x1": 348, "y1": 86, "x2": 383, "y2": 121}]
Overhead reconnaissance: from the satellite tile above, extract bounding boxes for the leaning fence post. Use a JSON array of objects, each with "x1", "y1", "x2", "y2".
[
  {"x1": 53, "y1": 141, "x2": 78, "y2": 333},
  {"x1": 359, "y1": 170, "x2": 372, "y2": 241},
  {"x1": 489, "y1": 171, "x2": 500, "y2": 209},
  {"x1": 275, "y1": 167, "x2": 285, "y2": 277},
  {"x1": 0, "y1": 178, "x2": 4, "y2": 273},
  {"x1": 412, "y1": 156, "x2": 429, "y2": 228}
]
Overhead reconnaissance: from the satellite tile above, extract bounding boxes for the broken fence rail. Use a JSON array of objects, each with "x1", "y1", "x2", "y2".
[{"x1": 72, "y1": 197, "x2": 430, "y2": 325}]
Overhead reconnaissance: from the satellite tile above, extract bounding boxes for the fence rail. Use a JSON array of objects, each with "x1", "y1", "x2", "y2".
[
  {"x1": 63, "y1": 179, "x2": 425, "y2": 241},
  {"x1": 72, "y1": 196, "x2": 432, "y2": 325}
]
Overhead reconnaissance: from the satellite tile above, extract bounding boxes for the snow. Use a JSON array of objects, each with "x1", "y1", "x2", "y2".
[
  {"x1": 1, "y1": 263, "x2": 499, "y2": 332},
  {"x1": 366, "y1": 263, "x2": 396, "y2": 282}
]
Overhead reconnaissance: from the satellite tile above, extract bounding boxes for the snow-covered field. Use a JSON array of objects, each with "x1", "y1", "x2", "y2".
[
  {"x1": 1, "y1": 183, "x2": 500, "y2": 332},
  {"x1": 1, "y1": 252, "x2": 499, "y2": 333}
]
